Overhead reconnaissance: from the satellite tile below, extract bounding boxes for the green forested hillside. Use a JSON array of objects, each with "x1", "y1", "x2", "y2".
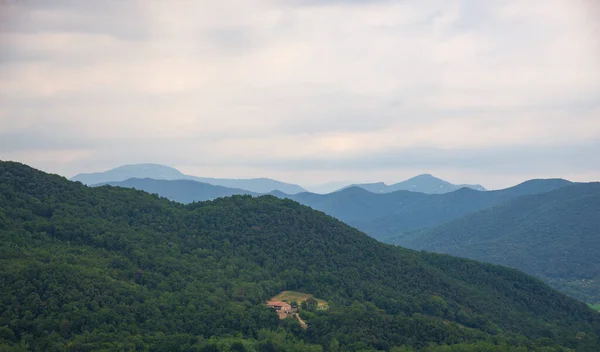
[
  {"x1": 1, "y1": 162, "x2": 599, "y2": 351},
  {"x1": 393, "y1": 183, "x2": 600, "y2": 304}
]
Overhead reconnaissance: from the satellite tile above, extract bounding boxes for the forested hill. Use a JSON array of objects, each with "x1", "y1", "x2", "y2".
[
  {"x1": 1, "y1": 161, "x2": 599, "y2": 351},
  {"x1": 392, "y1": 183, "x2": 600, "y2": 304}
]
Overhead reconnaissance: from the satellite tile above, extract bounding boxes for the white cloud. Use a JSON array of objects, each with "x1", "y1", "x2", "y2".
[{"x1": 0, "y1": 0, "x2": 599, "y2": 187}]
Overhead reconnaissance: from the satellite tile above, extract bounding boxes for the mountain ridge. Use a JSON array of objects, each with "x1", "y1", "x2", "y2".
[
  {"x1": 283, "y1": 178, "x2": 573, "y2": 240},
  {"x1": 93, "y1": 176, "x2": 573, "y2": 242},
  {"x1": 71, "y1": 163, "x2": 307, "y2": 194},
  {"x1": 342, "y1": 174, "x2": 486, "y2": 194}
]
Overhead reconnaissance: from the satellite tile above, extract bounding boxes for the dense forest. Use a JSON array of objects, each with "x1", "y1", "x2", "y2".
[
  {"x1": 391, "y1": 183, "x2": 600, "y2": 304},
  {"x1": 1, "y1": 162, "x2": 600, "y2": 351}
]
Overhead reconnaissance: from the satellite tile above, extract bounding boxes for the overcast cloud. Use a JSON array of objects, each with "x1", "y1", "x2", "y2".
[{"x1": 1, "y1": 0, "x2": 599, "y2": 189}]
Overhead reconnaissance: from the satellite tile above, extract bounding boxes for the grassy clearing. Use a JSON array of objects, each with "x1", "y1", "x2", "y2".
[
  {"x1": 270, "y1": 291, "x2": 328, "y2": 308},
  {"x1": 589, "y1": 304, "x2": 600, "y2": 311}
]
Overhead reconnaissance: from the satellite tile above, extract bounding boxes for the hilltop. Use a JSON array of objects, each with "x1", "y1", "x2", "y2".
[
  {"x1": 71, "y1": 163, "x2": 186, "y2": 184},
  {"x1": 1, "y1": 161, "x2": 599, "y2": 351}
]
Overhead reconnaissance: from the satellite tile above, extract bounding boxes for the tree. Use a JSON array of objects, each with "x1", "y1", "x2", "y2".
[{"x1": 305, "y1": 298, "x2": 318, "y2": 312}]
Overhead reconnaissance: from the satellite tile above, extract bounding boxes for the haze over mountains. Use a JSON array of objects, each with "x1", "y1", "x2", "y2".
[
  {"x1": 73, "y1": 163, "x2": 488, "y2": 196},
  {"x1": 72, "y1": 163, "x2": 307, "y2": 194},
  {"x1": 342, "y1": 174, "x2": 486, "y2": 194},
  {"x1": 109, "y1": 173, "x2": 569, "y2": 241},
  {"x1": 2, "y1": 161, "x2": 600, "y2": 351},
  {"x1": 280, "y1": 179, "x2": 572, "y2": 240}
]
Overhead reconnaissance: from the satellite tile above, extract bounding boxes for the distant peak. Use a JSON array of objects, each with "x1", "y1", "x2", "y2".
[
  {"x1": 517, "y1": 178, "x2": 570, "y2": 185},
  {"x1": 454, "y1": 187, "x2": 478, "y2": 193},
  {"x1": 412, "y1": 173, "x2": 440, "y2": 180},
  {"x1": 339, "y1": 186, "x2": 375, "y2": 194},
  {"x1": 361, "y1": 182, "x2": 388, "y2": 187},
  {"x1": 114, "y1": 163, "x2": 182, "y2": 171},
  {"x1": 398, "y1": 174, "x2": 447, "y2": 185}
]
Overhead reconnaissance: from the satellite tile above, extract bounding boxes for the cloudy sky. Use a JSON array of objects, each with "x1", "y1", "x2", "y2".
[{"x1": 1, "y1": 0, "x2": 599, "y2": 190}]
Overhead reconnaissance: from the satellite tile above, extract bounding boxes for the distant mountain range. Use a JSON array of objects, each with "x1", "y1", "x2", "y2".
[
  {"x1": 342, "y1": 174, "x2": 486, "y2": 194},
  {"x1": 392, "y1": 182, "x2": 600, "y2": 303},
  {"x1": 72, "y1": 163, "x2": 307, "y2": 194},
  {"x1": 100, "y1": 175, "x2": 572, "y2": 241},
  {"x1": 72, "y1": 163, "x2": 491, "y2": 195},
  {"x1": 305, "y1": 180, "x2": 353, "y2": 194},
  {"x1": 281, "y1": 178, "x2": 571, "y2": 240}
]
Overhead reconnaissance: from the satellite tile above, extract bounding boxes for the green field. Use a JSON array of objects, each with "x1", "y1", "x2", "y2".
[
  {"x1": 270, "y1": 291, "x2": 328, "y2": 308},
  {"x1": 589, "y1": 304, "x2": 600, "y2": 311}
]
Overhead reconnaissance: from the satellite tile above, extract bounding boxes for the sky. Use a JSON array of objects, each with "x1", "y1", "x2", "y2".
[{"x1": 1, "y1": 0, "x2": 599, "y2": 190}]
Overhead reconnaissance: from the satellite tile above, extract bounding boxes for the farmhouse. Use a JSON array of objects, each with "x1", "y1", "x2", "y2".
[{"x1": 267, "y1": 301, "x2": 293, "y2": 319}]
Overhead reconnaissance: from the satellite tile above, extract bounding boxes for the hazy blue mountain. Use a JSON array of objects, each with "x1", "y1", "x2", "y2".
[
  {"x1": 72, "y1": 163, "x2": 186, "y2": 184},
  {"x1": 304, "y1": 180, "x2": 353, "y2": 194},
  {"x1": 279, "y1": 178, "x2": 572, "y2": 240},
  {"x1": 393, "y1": 183, "x2": 600, "y2": 304},
  {"x1": 191, "y1": 176, "x2": 306, "y2": 194},
  {"x1": 97, "y1": 178, "x2": 258, "y2": 203},
  {"x1": 343, "y1": 174, "x2": 486, "y2": 194},
  {"x1": 71, "y1": 163, "x2": 307, "y2": 194}
]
